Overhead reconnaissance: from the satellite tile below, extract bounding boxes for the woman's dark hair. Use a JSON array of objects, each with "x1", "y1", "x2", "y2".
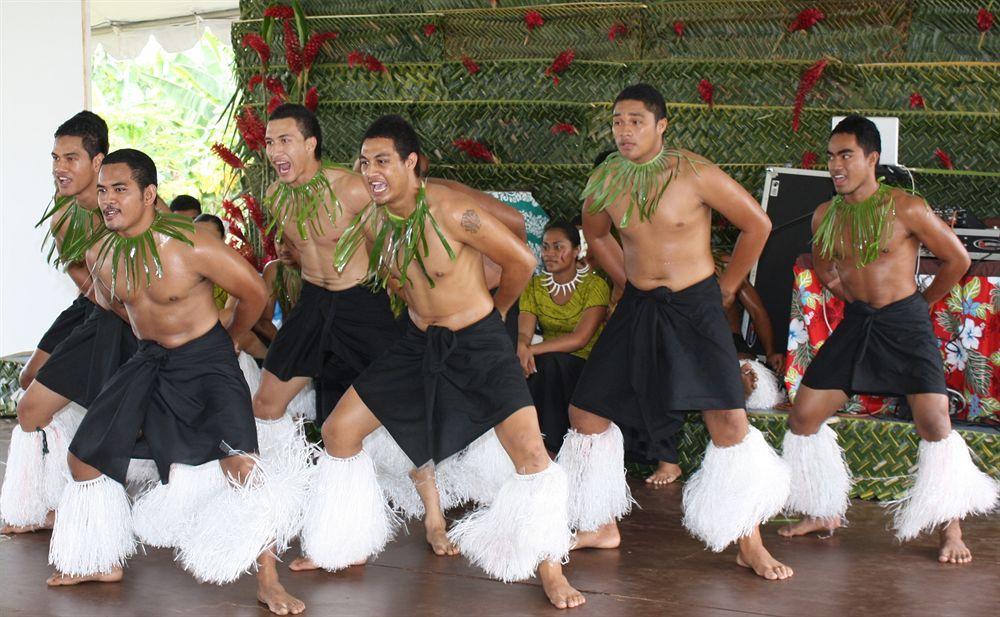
[{"x1": 543, "y1": 220, "x2": 581, "y2": 248}]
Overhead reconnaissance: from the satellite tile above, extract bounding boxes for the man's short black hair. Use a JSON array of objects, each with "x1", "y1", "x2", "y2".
[
  {"x1": 170, "y1": 195, "x2": 202, "y2": 214},
  {"x1": 543, "y1": 220, "x2": 581, "y2": 249},
  {"x1": 102, "y1": 149, "x2": 157, "y2": 192},
  {"x1": 194, "y1": 213, "x2": 225, "y2": 239},
  {"x1": 614, "y1": 84, "x2": 667, "y2": 121},
  {"x1": 54, "y1": 111, "x2": 109, "y2": 159},
  {"x1": 269, "y1": 103, "x2": 322, "y2": 160},
  {"x1": 362, "y1": 115, "x2": 422, "y2": 162},
  {"x1": 831, "y1": 114, "x2": 881, "y2": 158}
]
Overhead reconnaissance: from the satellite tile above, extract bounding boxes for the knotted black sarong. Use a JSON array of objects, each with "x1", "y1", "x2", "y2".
[
  {"x1": 70, "y1": 322, "x2": 258, "y2": 484},
  {"x1": 36, "y1": 295, "x2": 95, "y2": 353},
  {"x1": 35, "y1": 305, "x2": 138, "y2": 408},
  {"x1": 571, "y1": 277, "x2": 744, "y2": 462},
  {"x1": 263, "y1": 282, "x2": 398, "y2": 423},
  {"x1": 354, "y1": 310, "x2": 533, "y2": 468},
  {"x1": 802, "y1": 291, "x2": 947, "y2": 396}
]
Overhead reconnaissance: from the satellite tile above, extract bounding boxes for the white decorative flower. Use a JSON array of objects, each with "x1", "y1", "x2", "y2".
[
  {"x1": 959, "y1": 318, "x2": 983, "y2": 350},
  {"x1": 945, "y1": 344, "x2": 968, "y2": 371},
  {"x1": 788, "y1": 318, "x2": 808, "y2": 351}
]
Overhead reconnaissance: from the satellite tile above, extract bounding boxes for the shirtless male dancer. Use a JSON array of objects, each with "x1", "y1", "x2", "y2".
[
  {"x1": 294, "y1": 115, "x2": 583, "y2": 608},
  {"x1": 44, "y1": 149, "x2": 305, "y2": 616},
  {"x1": 780, "y1": 114, "x2": 998, "y2": 563},
  {"x1": 557, "y1": 84, "x2": 793, "y2": 580},
  {"x1": 1, "y1": 112, "x2": 133, "y2": 535}
]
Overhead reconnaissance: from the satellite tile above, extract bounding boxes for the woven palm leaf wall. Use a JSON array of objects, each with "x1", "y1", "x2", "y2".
[{"x1": 232, "y1": 0, "x2": 999, "y2": 221}]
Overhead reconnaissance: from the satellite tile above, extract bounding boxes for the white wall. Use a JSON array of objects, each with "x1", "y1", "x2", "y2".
[{"x1": 0, "y1": 1, "x2": 86, "y2": 356}]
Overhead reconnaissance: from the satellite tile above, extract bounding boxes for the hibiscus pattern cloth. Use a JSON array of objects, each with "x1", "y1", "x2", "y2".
[{"x1": 784, "y1": 265, "x2": 1000, "y2": 424}]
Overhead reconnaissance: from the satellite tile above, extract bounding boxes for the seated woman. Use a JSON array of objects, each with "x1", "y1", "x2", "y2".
[{"x1": 517, "y1": 221, "x2": 610, "y2": 454}]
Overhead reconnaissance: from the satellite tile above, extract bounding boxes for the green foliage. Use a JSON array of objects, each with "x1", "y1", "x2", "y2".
[{"x1": 91, "y1": 32, "x2": 236, "y2": 211}]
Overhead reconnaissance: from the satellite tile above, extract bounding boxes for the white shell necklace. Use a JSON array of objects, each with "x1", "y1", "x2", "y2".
[{"x1": 542, "y1": 264, "x2": 589, "y2": 297}]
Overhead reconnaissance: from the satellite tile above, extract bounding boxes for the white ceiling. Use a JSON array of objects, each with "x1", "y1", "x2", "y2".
[
  {"x1": 90, "y1": 0, "x2": 239, "y2": 28},
  {"x1": 89, "y1": 0, "x2": 239, "y2": 59}
]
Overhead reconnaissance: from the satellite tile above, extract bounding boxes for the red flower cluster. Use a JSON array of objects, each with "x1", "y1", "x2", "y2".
[
  {"x1": 348, "y1": 51, "x2": 387, "y2": 73},
  {"x1": 265, "y1": 76, "x2": 287, "y2": 99},
  {"x1": 248, "y1": 74, "x2": 264, "y2": 91},
  {"x1": 267, "y1": 95, "x2": 283, "y2": 115},
  {"x1": 551, "y1": 123, "x2": 578, "y2": 135},
  {"x1": 282, "y1": 19, "x2": 303, "y2": 74},
  {"x1": 792, "y1": 59, "x2": 828, "y2": 132},
  {"x1": 242, "y1": 193, "x2": 265, "y2": 229},
  {"x1": 423, "y1": 23, "x2": 437, "y2": 37},
  {"x1": 608, "y1": 23, "x2": 629, "y2": 41},
  {"x1": 212, "y1": 144, "x2": 245, "y2": 169},
  {"x1": 789, "y1": 8, "x2": 825, "y2": 32},
  {"x1": 801, "y1": 151, "x2": 818, "y2": 168},
  {"x1": 222, "y1": 198, "x2": 245, "y2": 223},
  {"x1": 545, "y1": 49, "x2": 575, "y2": 86},
  {"x1": 978, "y1": 8, "x2": 995, "y2": 32},
  {"x1": 935, "y1": 148, "x2": 954, "y2": 170},
  {"x1": 263, "y1": 5, "x2": 293, "y2": 19},
  {"x1": 303, "y1": 32, "x2": 339, "y2": 70},
  {"x1": 237, "y1": 106, "x2": 266, "y2": 151},
  {"x1": 909, "y1": 92, "x2": 925, "y2": 109},
  {"x1": 241, "y1": 33, "x2": 270, "y2": 66},
  {"x1": 461, "y1": 56, "x2": 480, "y2": 75},
  {"x1": 697, "y1": 78, "x2": 714, "y2": 107},
  {"x1": 453, "y1": 139, "x2": 495, "y2": 163},
  {"x1": 673, "y1": 21, "x2": 685, "y2": 37},
  {"x1": 524, "y1": 10, "x2": 544, "y2": 31},
  {"x1": 305, "y1": 86, "x2": 319, "y2": 112}
]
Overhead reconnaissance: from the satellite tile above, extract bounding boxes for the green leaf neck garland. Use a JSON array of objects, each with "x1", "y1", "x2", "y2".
[
  {"x1": 334, "y1": 183, "x2": 456, "y2": 291},
  {"x1": 582, "y1": 147, "x2": 702, "y2": 227},
  {"x1": 266, "y1": 163, "x2": 346, "y2": 242},
  {"x1": 814, "y1": 182, "x2": 895, "y2": 268},
  {"x1": 87, "y1": 211, "x2": 195, "y2": 297},
  {"x1": 36, "y1": 195, "x2": 103, "y2": 266}
]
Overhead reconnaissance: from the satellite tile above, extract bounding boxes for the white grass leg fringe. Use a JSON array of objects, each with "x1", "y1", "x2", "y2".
[
  {"x1": 555, "y1": 424, "x2": 633, "y2": 532},
  {"x1": 890, "y1": 431, "x2": 1000, "y2": 541},
  {"x1": 448, "y1": 462, "x2": 572, "y2": 583},
  {"x1": 256, "y1": 414, "x2": 298, "y2": 461},
  {"x1": 0, "y1": 426, "x2": 48, "y2": 527},
  {"x1": 133, "y1": 462, "x2": 227, "y2": 549},
  {"x1": 781, "y1": 424, "x2": 852, "y2": 519},
  {"x1": 125, "y1": 459, "x2": 161, "y2": 497},
  {"x1": 48, "y1": 475, "x2": 135, "y2": 577},
  {"x1": 682, "y1": 426, "x2": 790, "y2": 552},
  {"x1": 287, "y1": 382, "x2": 316, "y2": 422},
  {"x1": 363, "y1": 427, "x2": 422, "y2": 519},
  {"x1": 300, "y1": 450, "x2": 399, "y2": 571},
  {"x1": 177, "y1": 446, "x2": 313, "y2": 584},
  {"x1": 238, "y1": 352, "x2": 262, "y2": 395},
  {"x1": 742, "y1": 360, "x2": 787, "y2": 410},
  {"x1": 438, "y1": 429, "x2": 516, "y2": 508},
  {"x1": 43, "y1": 403, "x2": 86, "y2": 509}
]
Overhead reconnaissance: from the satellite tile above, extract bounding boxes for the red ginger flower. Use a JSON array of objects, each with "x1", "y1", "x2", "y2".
[
  {"x1": 453, "y1": 138, "x2": 495, "y2": 163},
  {"x1": 909, "y1": 92, "x2": 925, "y2": 109},
  {"x1": 265, "y1": 76, "x2": 287, "y2": 99},
  {"x1": 212, "y1": 144, "x2": 245, "y2": 169},
  {"x1": 608, "y1": 23, "x2": 629, "y2": 41},
  {"x1": 237, "y1": 106, "x2": 266, "y2": 151},
  {"x1": 524, "y1": 10, "x2": 544, "y2": 31},
  {"x1": 303, "y1": 32, "x2": 338, "y2": 69},
  {"x1": 305, "y1": 87, "x2": 319, "y2": 112},
  {"x1": 801, "y1": 151, "x2": 818, "y2": 168},
  {"x1": 697, "y1": 79, "x2": 714, "y2": 107},
  {"x1": 673, "y1": 21, "x2": 685, "y2": 37},
  {"x1": 282, "y1": 19, "x2": 303, "y2": 74},
  {"x1": 978, "y1": 8, "x2": 994, "y2": 32},
  {"x1": 222, "y1": 199, "x2": 245, "y2": 224},
  {"x1": 267, "y1": 95, "x2": 283, "y2": 115},
  {"x1": 347, "y1": 50, "x2": 364, "y2": 67},
  {"x1": 263, "y1": 5, "x2": 294, "y2": 19},
  {"x1": 248, "y1": 74, "x2": 263, "y2": 91},
  {"x1": 461, "y1": 56, "x2": 480, "y2": 74},
  {"x1": 363, "y1": 54, "x2": 387, "y2": 73},
  {"x1": 935, "y1": 148, "x2": 954, "y2": 169},
  {"x1": 789, "y1": 8, "x2": 825, "y2": 32},
  {"x1": 545, "y1": 49, "x2": 575, "y2": 86},
  {"x1": 242, "y1": 193, "x2": 265, "y2": 229},
  {"x1": 551, "y1": 123, "x2": 578, "y2": 135},
  {"x1": 241, "y1": 33, "x2": 270, "y2": 65},
  {"x1": 423, "y1": 24, "x2": 437, "y2": 37},
  {"x1": 792, "y1": 59, "x2": 828, "y2": 132}
]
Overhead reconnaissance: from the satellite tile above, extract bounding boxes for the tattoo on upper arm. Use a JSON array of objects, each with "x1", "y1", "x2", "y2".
[{"x1": 461, "y1": 209, "x2": 481, "y2": 234}]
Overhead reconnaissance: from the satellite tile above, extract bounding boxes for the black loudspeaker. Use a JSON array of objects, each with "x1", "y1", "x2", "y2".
[{"x1": 748, "y1": 168, "x2": 835, "y2": 355}]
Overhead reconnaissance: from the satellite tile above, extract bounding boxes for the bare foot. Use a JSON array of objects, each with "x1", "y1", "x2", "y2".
[
  {"x1": 736, "y1": 529, "x2": 793, "y2": 580},
  {"x1": 2, "y1": 510, "x2": 55, "y2": 534},
  {"x1": 571, "y1": 521, "x2": 620, "y2": 550},
  {"x1": 426, "y1": 522, "x2": 459, "y2": 556},
  {"x1": 258, "y1": 578, "x2": 306, "y2": 615},
  {"x1": 938, "y1": 520, "x2": 972, "y2": 564},
  {"x1": 645, "y1": 461, "x2": 682, "y2": 485},
  {"x1": 47, "y1": 567, "x2": 123, "y2": 586},
  {"x1": 777, "y1": 516, "x2": 841, "y2": 538},
  {"x1": 538, "y1": 560, "x2": 586, "y2": 609},
  {"x1": 288, "y1": 556, "x2": 365, "y2": 571}
]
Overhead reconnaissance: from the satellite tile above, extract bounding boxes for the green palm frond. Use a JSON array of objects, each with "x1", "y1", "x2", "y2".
[
  {"x1": 36, "y1": 196, "x2": 102, "y2": 266},
  {"x1": 266, "y1": 164, "x2": 347, "y2": 241},
  {"x1": 87, "y1": 212, "x2": 195, "y2": 297},
  {"x1": 814, "y1": 183, "x2": 910, "y2": 268}
]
